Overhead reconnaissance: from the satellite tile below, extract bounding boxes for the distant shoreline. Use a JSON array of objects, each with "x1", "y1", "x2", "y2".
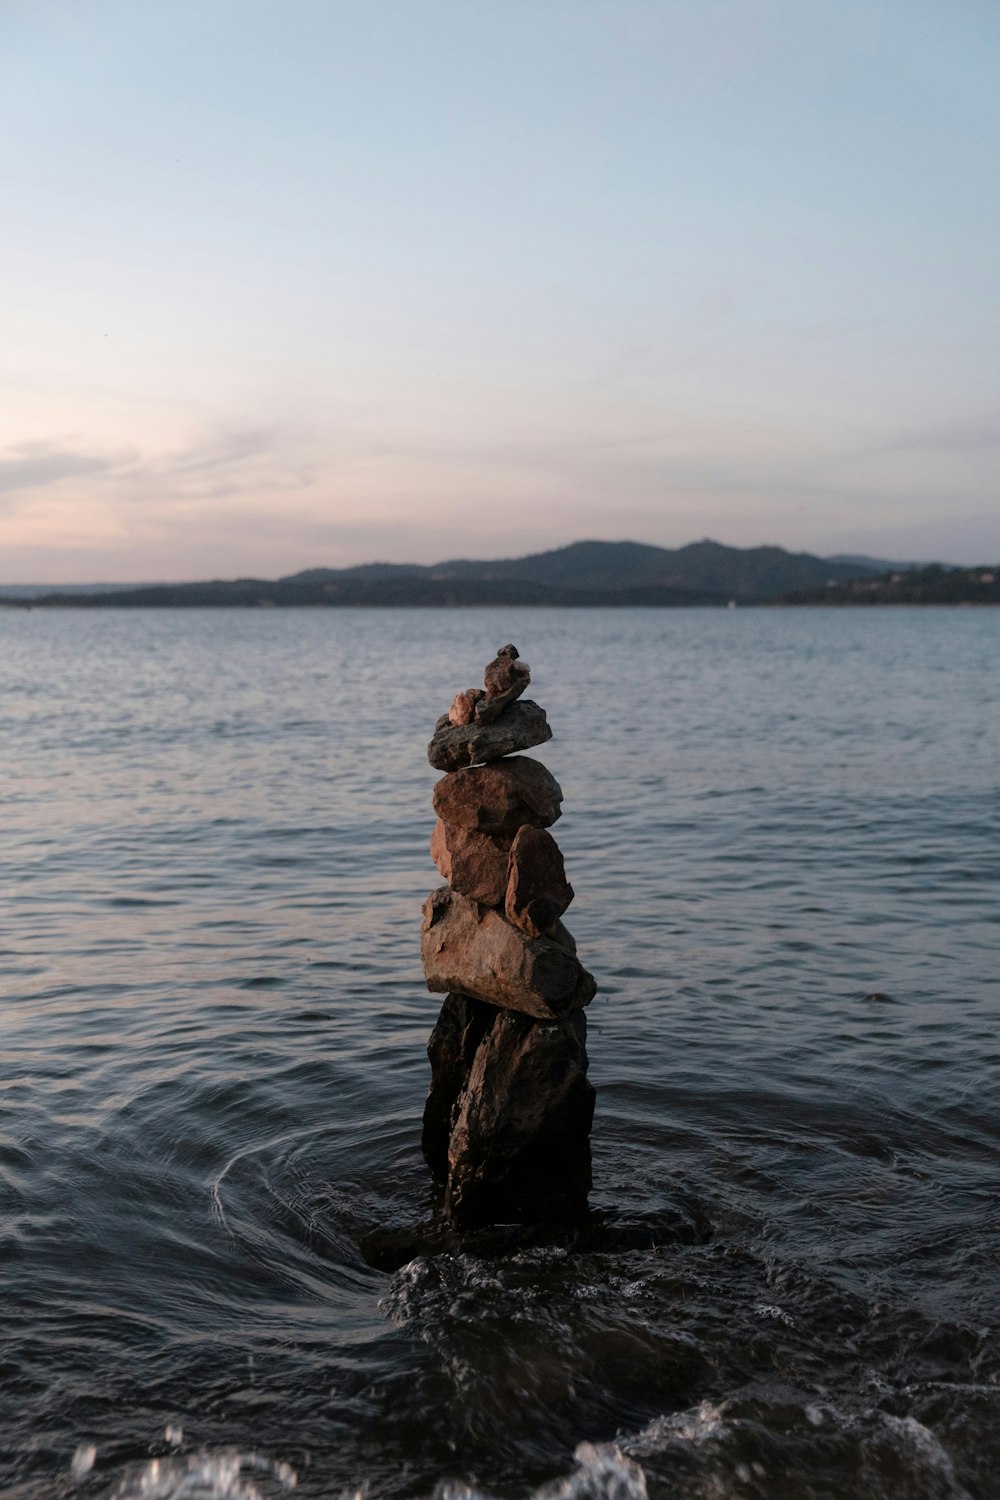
[
  {"x1": 0, "y1": 587, "x2": 731, "y2": 610},
  {"x1": 1, "y1": 543, "x2": 996, "y2": 609}
]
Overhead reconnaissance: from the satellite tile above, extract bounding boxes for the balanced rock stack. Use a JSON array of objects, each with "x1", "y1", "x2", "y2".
[{"x1": 420, "y1": 645, "x2": 596, "y2": 1229}]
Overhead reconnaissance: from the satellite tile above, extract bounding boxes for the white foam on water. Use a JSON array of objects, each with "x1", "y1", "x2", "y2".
[
  {"x1": 753, "y1": 1302, "x2": 798, "y2": 1329},
  {"x1": 72, "y1": 1443, "x2": 97, "y2": 1479},
  {"x1": 533, "y1": 1442, "x2": 647, "y2": 1500},
  {"x1": 106, "y1": 1450, "x2": 297, "y2": 1500},
  {"x1": 617, "y1": 1397, "x2": 971, "y2": 1499},
  {"x1": 901, "y1": 1380, "x2": 1000, "y2": 1397},
  {"x1": 428, "y1": 1404, "x2": 727, "y2": 1500},
  {"x1": 433, "y1": 1441, "x2": 647, "y2": 1500},
  {"x1": 379, "y1": 1254, "x2": 510, "y2": 1331}
]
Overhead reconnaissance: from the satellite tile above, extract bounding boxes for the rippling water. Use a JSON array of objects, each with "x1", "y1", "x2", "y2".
[{"x1": 2, "y1": 606, "x2": 998, "y2": 1500}]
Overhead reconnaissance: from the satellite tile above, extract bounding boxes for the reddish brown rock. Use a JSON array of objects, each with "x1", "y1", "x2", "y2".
[
  {"x1": 448, "y1": 688, "x2": 484, "y2": 726},
  {"x1": 445, "y1": 1007, "x2": 594, "y2": 1228},
  {"x1": 421, "y1": 886, "x2": 595, "y2": 1020},
  {"x1": 505, "y1": 825, "x2": 574, "y2": 937},
  {"x1": 428, "y1": 700, "x2": 552, "y2": 772},
  {"x1": 421, "y1": 991, "x2": 496, "y2": 1181},
  {"x1": 431, "y1": 755, "x2": 562, "y2": 835},
  {"x1": 430, "y1": 819, "x2": 511, "y2": 906}
]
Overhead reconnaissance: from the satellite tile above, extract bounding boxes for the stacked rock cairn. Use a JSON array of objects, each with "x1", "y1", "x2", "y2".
[{"x1": 420, "y1": 644, "x2": 597, "y2": 1229}]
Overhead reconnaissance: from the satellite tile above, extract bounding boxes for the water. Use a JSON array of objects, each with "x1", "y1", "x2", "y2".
[{"x1": 1, "y1": 606, "x2": 998, "y2": 1500}]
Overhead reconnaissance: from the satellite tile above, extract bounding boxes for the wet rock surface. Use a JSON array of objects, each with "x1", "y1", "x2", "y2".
[
  {"x1": 429, "y1": 820, "x2": 512, "y2": 906},
  {"x1": 505, "y1": 824, "x2": 574, "y2": 937},
  {"x1": 431, "y1": 754, "x2": 562, "y2": 833},
  {"x1": 422, "y1": 886, "x2": 596, "y2": 1020},
  {"x1": 445, "y1": 1009, "x2": 595, "y2": 1228},
  {"x1": 421, "y1": 991, "x2": 496, "y2": 1180},
  {"x1": 428, "y1": 699, "x2": 551, "y2": 771},
  {"x1": 420, "y1": 646, "x2": 596, "y2": 1229}
]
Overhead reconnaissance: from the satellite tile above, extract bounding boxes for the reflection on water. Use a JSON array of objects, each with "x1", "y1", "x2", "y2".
[{"x1": 1, "y1": 607, "x2": 998, "y2": 1499}]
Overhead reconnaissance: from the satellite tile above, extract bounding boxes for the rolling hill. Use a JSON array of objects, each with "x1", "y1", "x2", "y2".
[{"x1": 3, "y1": 539, "x2": 901, "y2": 608}]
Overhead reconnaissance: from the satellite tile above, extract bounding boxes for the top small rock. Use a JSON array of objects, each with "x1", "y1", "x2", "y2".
[
  {"x1": 484, "y1": 644, "x2": 521, "y2": 694},
  {"x1": 430, "y1": 645, "x2": 546, "y2": 769},
  {"x1": 476, "y1": 645, "x2": 531, "y2": 725}
]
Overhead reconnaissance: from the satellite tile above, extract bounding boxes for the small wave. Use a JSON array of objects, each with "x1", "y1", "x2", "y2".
[
  {"x1": 879, "y1": 1415, "x2": 972, "y2": 1499},
  {"x1": 623, "y1": 1400, "x2": 727, "y2": 1455},
  {"x1": 429, "y1": 1405, "x2": 726, "y2": 1500},
  {"x1": 622, "y1": 1398, "x2": 973, "y2": 1500},
  {"x1": 434, "y1": 1442, "x2": 647, "y2": 1500}
]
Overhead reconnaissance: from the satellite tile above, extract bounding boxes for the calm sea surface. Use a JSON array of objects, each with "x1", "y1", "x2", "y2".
[{"x1": 1, "y1": 607, "x2": 998, "y2": 1500}]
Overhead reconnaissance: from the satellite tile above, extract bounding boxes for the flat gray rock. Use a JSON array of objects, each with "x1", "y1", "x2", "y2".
[{"x1": 428, "y1": 700, "x2": 552, "y2": 772}]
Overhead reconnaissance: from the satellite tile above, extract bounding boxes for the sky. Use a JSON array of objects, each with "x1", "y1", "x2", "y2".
[{"x1": 1, "y1": 0, "x2": 998, "y2": 581}]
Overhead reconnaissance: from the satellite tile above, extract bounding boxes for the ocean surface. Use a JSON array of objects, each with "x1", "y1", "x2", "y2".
[{"x1": 2, "y1": 606, "x2": 998, "y2": 1500}]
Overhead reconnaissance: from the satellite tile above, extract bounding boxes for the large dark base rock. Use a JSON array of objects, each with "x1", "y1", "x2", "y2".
[
  {"x1": 448, "y1": 1008, "x2": 595, "y2": 1228},
  {"x1": 421, "y1": 992, "x2": 496, "y2": 1180},
  {"x1": 422, "y1": 995, "x2": 595, "y2": 1230}
]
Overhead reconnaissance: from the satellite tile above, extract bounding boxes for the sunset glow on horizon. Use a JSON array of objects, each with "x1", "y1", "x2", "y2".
[{"x1": 2, "y1": 0, "x2": 998, "y2": 582}]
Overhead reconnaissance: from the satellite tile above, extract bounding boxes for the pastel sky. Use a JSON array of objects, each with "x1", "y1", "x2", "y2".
[{"x1": 2, "y1": 0, "x2": 998, "y2": 581}]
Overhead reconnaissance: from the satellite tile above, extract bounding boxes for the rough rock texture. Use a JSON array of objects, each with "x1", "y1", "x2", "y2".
[
  {"x1": 421, "y1": 991, "x2": 496, "y2": 1180},
  {"x1": 428, "y1": 700, "x2": 552, "y2": 772},
  {"x1": 445, "y1": 1008, "x2": 595, "y2": 1228},
  {"x1": 475, "y1": 662, "x2": 530, "y2": 725},
  {"x1": 448, "y1": 689, "x2": 484, "y2": 726},
  {"x1": 429, "y1": 819, "x2": 512, "y2": 906},
  {"x1": 483, "y1": 644, "x2": 521, "y2": 695},
  {"x1": 505, "y1": 825, "x2": 574, "y2": 937},
  {"x1": 431, "y1": 754, "x2": 562, "y2": 834},
  {"x1": 474, "y1": 674, "x2": 529, "y2": 725},
  {"x1": 550, "y1": 919, "x2": 577, "y2": 955},
  {"x1": 421, "y1": 645, "x2": 596, "y2": 1231},
  {"x1": 421, "y1": 886, "x2": 595, "y2": 1020}
]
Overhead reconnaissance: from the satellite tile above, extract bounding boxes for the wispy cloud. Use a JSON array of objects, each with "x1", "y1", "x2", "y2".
[
  {"x1": 112, "y1": 426, "x2": 317, "y2": 504},
  {"x1": 0, "y1": 441, "x2": 127, "y2": 502},
  {"x1": 157, "y1": 428, "x2": 281, "y2": 481},
  {"x1": 0, "y1": 427, "x2": 317, "y2": 518}
]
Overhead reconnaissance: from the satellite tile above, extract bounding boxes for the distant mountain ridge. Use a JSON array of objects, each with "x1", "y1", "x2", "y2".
[
  {"x1": 2, "y1": 539, "x2": 920, "y2": 608},
  {"x1": 281, "y1": 539, "x2": 883, "y2": 602}
]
